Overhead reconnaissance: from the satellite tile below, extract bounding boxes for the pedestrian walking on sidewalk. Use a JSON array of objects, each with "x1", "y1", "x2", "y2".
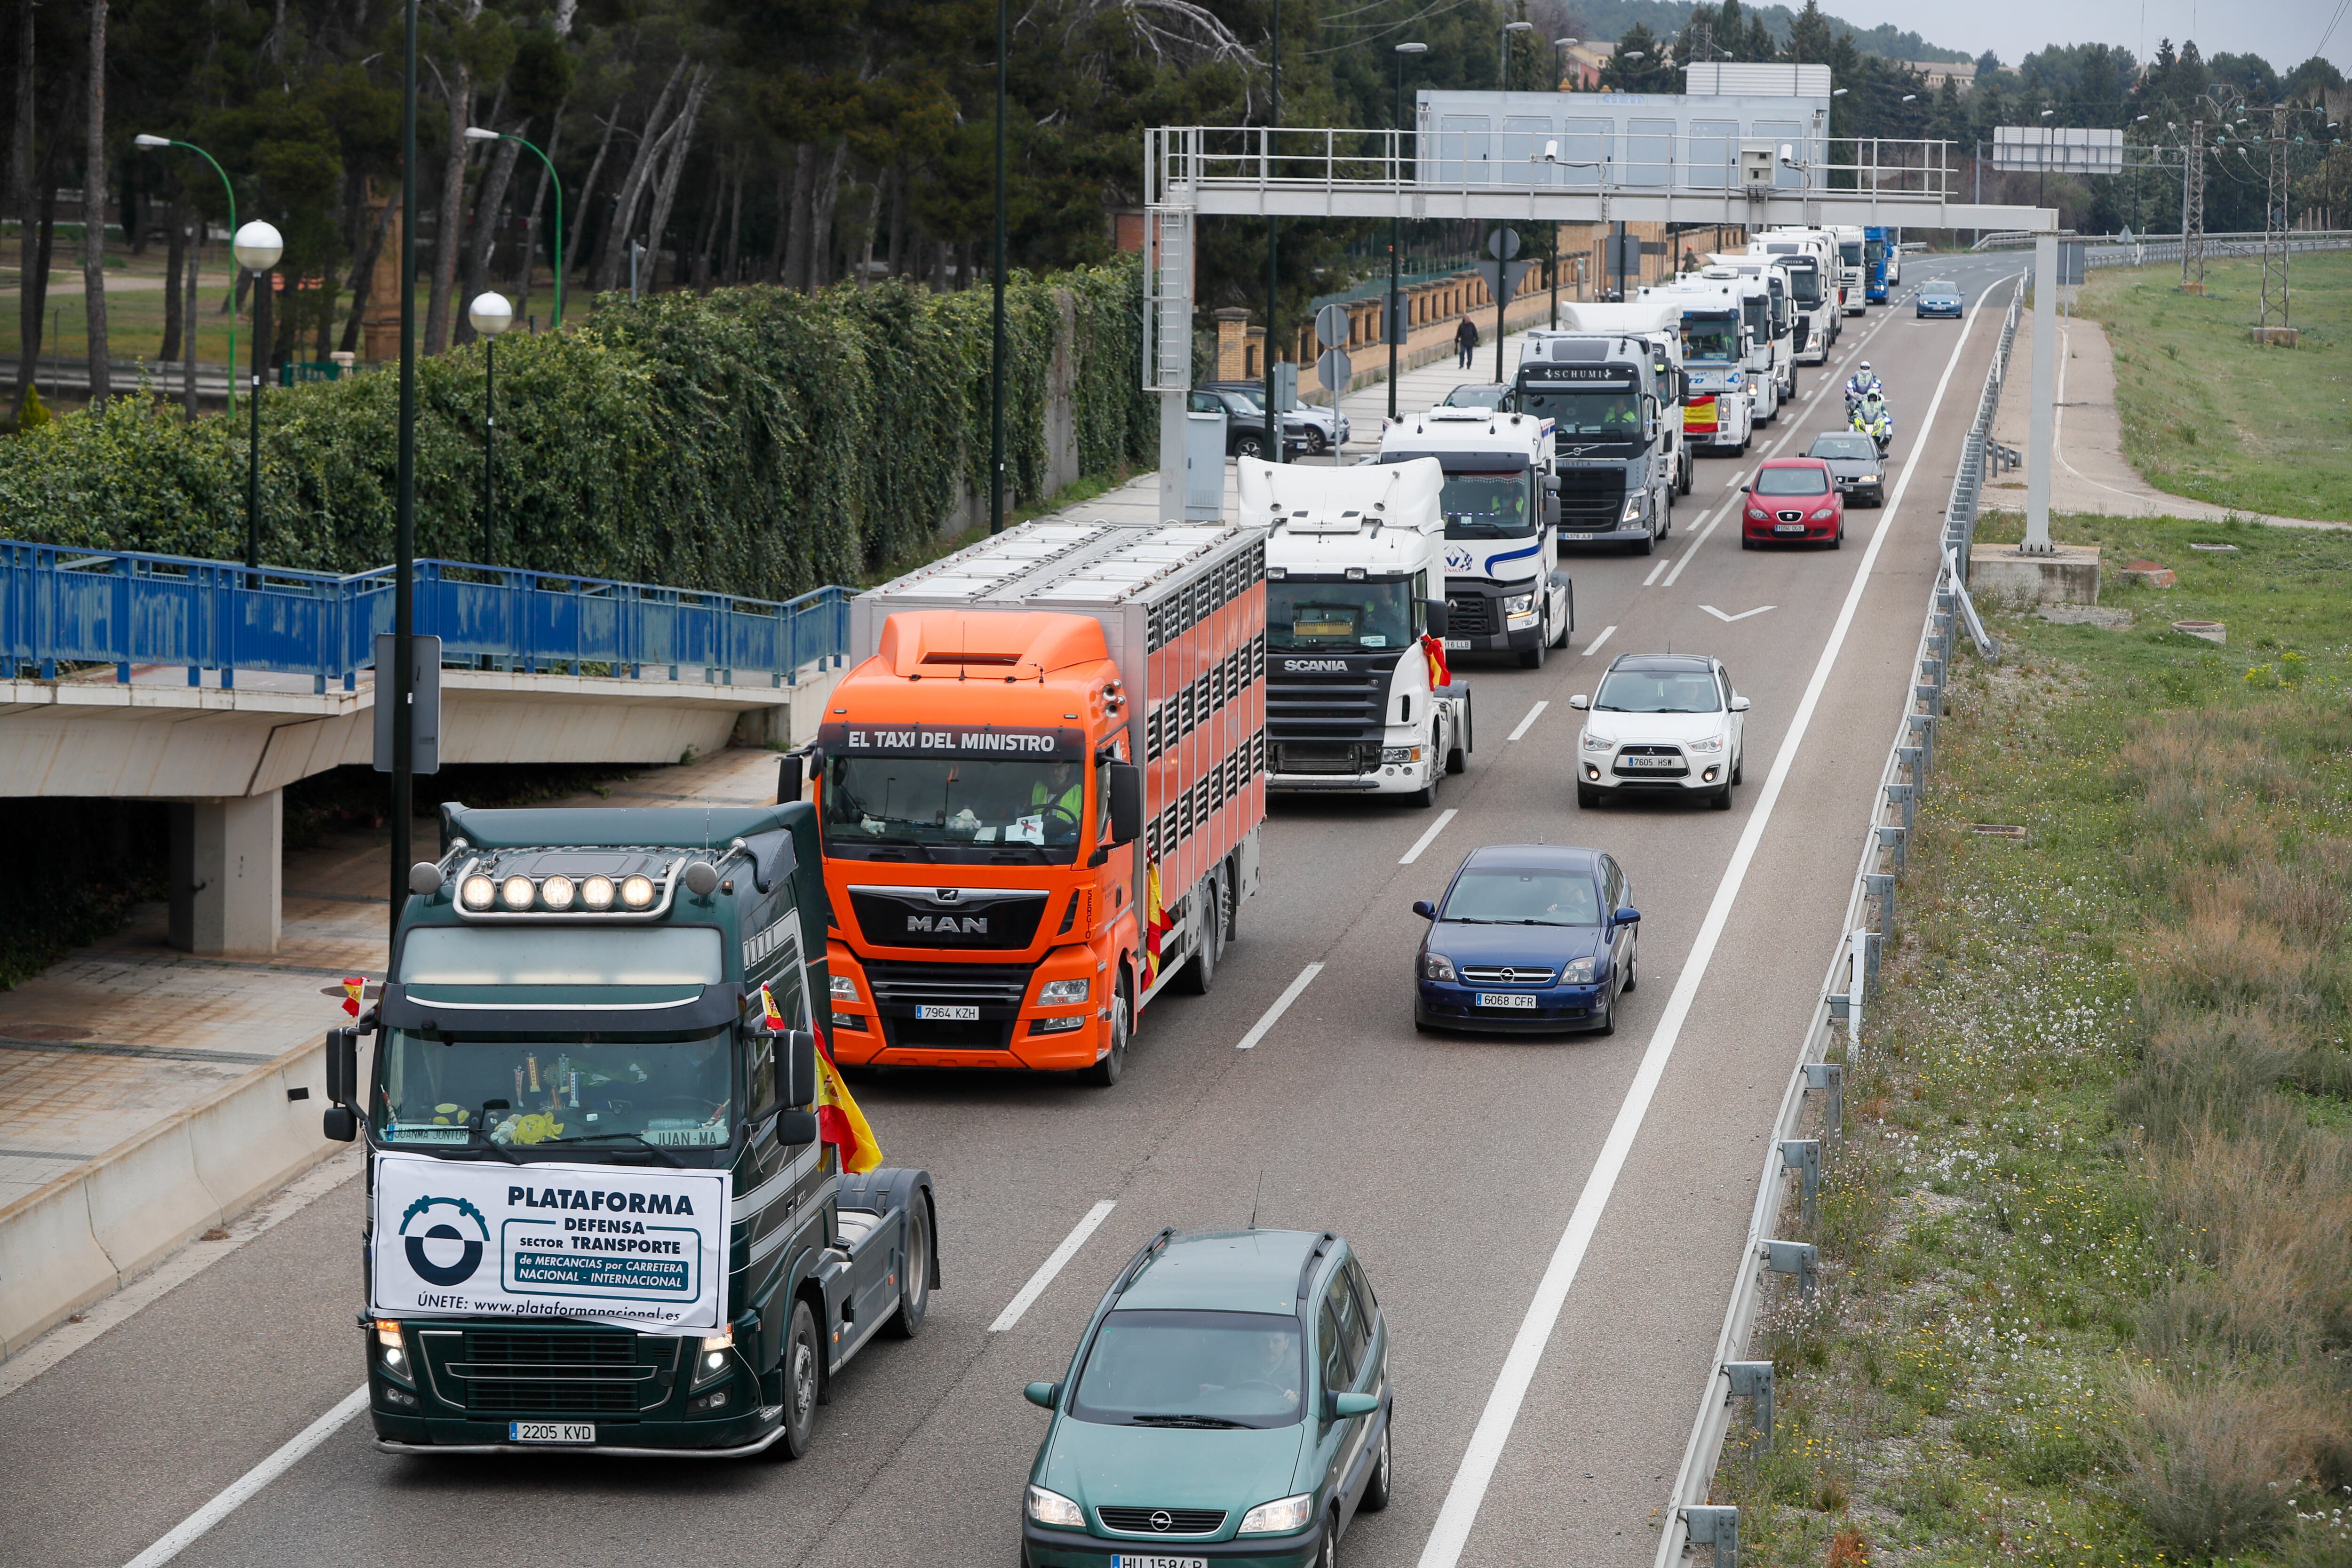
[{"x1": 1454, "y1": 315, "x2": 1479, "y2": 369}]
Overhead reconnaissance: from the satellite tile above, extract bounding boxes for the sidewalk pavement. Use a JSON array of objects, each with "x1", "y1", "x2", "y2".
[
  {"x1": 0, "y1": 747, "x2": 787, "y2": 1214},
  {"x1": 1985, "y1": 307, "x2": 2344, "y2": 531},
  {"x1": 1033, "y1": 319, "x2": 1549, "y2": 530}
]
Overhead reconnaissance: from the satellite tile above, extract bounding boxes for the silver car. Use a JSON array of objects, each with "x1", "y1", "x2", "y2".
[{"x1": 1805, "y1": 432, "x2": 1884, "y2": 509}]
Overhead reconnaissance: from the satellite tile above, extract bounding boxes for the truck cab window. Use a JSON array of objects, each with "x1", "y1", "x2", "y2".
[
  {"x1": 1267, "y1": 578, "x2": 1414, "y2": 653},
  {"x1": 377, "y1": 1029, "x2": 735, "y2": 1152},
  {"x1": 822, "y1": 755, "x2": 1084, "y2": 864},
  {"x1": 1440, "y1": 469, "x2": 1533, "y2": 539}
]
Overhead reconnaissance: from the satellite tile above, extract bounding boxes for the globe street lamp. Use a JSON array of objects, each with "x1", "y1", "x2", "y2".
[
  {"x1": 133, "y1": 134, "x2": 238, "y2": 413},
  {"x1": 465, "y1": 127, "x2": 563, "y2": 330},
  {"x1": 468, "y1": 292, "x2": 514, "y2": 563},
  {"x1": 231, "y1": 220, "x2": 283, "y2": 571},
  {"x1": 1389, "y1": 41, "x2": 1427, "y2": 422}
]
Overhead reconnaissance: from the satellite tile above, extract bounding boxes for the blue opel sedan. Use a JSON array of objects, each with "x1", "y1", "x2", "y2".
[
  {"x1": 1915, "y1": 279, "x2": 1964, "y2": 318},
  {"x1": 1411, "y1": 844, "x2": 1639, "y2": 1035}
]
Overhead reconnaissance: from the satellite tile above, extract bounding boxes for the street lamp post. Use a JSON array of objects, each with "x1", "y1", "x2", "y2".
[
  {"x1": 1389, "y1": 41, "x2": 1427, "y2": 423},
  {"x1": 466, "y1": 127, "x2": 563, "y2": 330},
  {"x1": 1553, "y1": 36, "x2": 1579, "y2": 89},
  {"x1": 391, "y1": 0, "x2": 421, "y2": 936},
  {"x1": 133, "y1": 134, "x2": 236, "y2": 413},
  {"x1": 991, "y1": 0, "x2": 1008, "y2": 529},
  {"x1": 1264, "y1": 0, "x2": 1282, "y2": 467},
  {"x1": 1500, "y1": 18, "x2": 1533, "y2": 90},
  {"x1": 469, "y1": 292, "x2": 514, "y2": 563},
  {"x1": 231, "y1": 221, "x2": 282, "y2": 572}
]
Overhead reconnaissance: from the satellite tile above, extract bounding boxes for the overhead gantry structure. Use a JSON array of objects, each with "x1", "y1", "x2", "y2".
[{"x1": 1139, "y1": 123, "x2": 2056, "y2": 519}]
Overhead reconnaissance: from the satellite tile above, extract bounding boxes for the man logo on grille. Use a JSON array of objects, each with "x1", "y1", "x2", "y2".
[
  {"x1": 400, "y1": 1194, "x2": 489, "y2": 1287},
  {"x1": 1150, "y1": 1511, "x2": 1174, "y2": 1532}
]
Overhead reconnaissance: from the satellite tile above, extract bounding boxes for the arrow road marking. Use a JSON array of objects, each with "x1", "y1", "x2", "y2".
[{"x1": 1699, "y1": 604, "x2": 1776, "y2": 623}]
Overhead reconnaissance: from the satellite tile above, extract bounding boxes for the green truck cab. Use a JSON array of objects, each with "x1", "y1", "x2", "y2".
[{"x1": 324, "y1": 798, "x2": 938, "y2": 1459}]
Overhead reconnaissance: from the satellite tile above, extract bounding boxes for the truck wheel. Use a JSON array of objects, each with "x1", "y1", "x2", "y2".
[
  {"x1": 1518, "y1": 622, "x2": 1546, "y2": 669},
  {"x1": 1182, "y1": 881, "x2": 1222, "y2": 995},
  {"x1": 886, "y1": 1192, "x2": 932, "y2": 1339},
  {"x1": 774, "y1": 1297, "x2": 822, "y2": 1460},
  {"x1": 1078, "y1": 978, "x2": 1130, "y2": 1086},
  {"x1": 1632, "y1": 525, "x2": 1654, "y2": 557},
  {"x1": 1411, "y1": 731, "x2": 1440, "y2": 807}
]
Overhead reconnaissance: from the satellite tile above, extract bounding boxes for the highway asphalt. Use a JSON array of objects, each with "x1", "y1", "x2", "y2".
[{"x1": 0, "y1": 253, "x2": 2025, "y2": 1568}]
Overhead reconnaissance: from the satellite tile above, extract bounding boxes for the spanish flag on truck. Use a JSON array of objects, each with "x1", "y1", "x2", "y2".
[{"x1": 764, "y1": 982, "x2": 882, "y2": 1173}]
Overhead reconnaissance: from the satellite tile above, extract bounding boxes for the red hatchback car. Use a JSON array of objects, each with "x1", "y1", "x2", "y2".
[{"x1": 1740, "y1": 458, "x2": 1846, "y2": 548}]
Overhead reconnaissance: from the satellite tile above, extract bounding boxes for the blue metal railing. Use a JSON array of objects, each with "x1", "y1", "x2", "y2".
[{"x1": 1, "y1": 540, "x2": 850, "y2": 692}]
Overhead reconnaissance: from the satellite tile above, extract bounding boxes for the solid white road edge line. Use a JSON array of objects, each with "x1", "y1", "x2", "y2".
[
  {"x1": 1234, "y1": 962, "x2": 1326, "y2": 1051},
  {"x1": 1413, "y1": 287, "x2": 1993, "y2": 1568},
  {"x1": 122, "y1": 1384, "x2": 371, "y2": 1568},
  {"x1": 1397, "y1": 807, "x2": 1459, "y2": 866},
  {"x1": 1507, "y1": 700, "x2": 1550, "y2": 742},
  {"x1": 991, "y1": 1200, "x2": 1119, "y2": 1331},
  {"x1": 1580, "y1": 624, "x2": 1616, "y2": 658}
]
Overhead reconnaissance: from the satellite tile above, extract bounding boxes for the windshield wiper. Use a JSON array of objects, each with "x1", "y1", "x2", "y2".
[
  {"x1": 559, "y1": 1130, "x2": 686, "y2": 1165},
  {"x1": 1127, "y1": 1414, "x2": 1249, "y2": 1429}
]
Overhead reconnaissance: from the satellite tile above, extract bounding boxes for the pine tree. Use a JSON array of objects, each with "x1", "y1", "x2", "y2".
[{"x1": 1783, "y1": 0, "x2": 1836, "y2": 67}]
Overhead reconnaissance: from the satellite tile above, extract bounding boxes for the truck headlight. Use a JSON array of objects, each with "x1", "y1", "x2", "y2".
[
  {"x1": 829, "y1": 973, "x2": 860, "y2": 1002},
  {"x1": 1503, "y1": 593, "x2": 1535, "y2": 616},
  {"x1": 1381, "y1": 746, "x2": 1423, "y2": 766},
  {"x1": 1560, "y1": 955, "x2": 1597, "y2": 984},
  {"x1": 1038, "y1": 978, "x2": 1090, "y2": 1006},
  {"x1": 1422, "y1": 951, "x2": 1457, "y2": 982},
  {"x1": 1239, "y1": 1495, "x2": 1315, "y2": 1535},
  {"x1": 1621, "y1": 495, "x2": 1645, "y2": 523},
  {"x1": 1026, "y1": 1486, "x2": 1086, "y2": 1529}
]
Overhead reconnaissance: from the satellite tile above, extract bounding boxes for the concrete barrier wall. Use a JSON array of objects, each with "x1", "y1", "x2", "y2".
[{"x1": 0, "y1": 1032, "x2": 350, "y2": 1360}]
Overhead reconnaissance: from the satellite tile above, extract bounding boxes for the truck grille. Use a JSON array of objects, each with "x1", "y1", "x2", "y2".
[
  {"x1": 1555, "y1": 468, "x2": 1627, "y2": 532},
  {"x1": 441, "y1": 1329, "x2": 658, "y2": 1416},
  {"x1": 1444, "y1": 593, "x2": 1496, "y2": 636},
  {"x1": 466, "y1": 1330, "x2": 635, "y2": 1365},
  {"x1": 1272, "y1": 740, "x2": 1375, "y2": 776},
  {"x1": 1098, "y1": 1507, "x2": 1229, "y2": 1536},
  {"x1": 468, "y1": 1379, "x2": 642, "y2": 1415},
  {"x1": 847, "y1": 888, "x2": 1047, "y2": 952},
  {"x1": 1267, "y1": 668, "x2": 1386, "y2": 740},
  {"x1": 862, "y1": 959, "x2": 1033, "y2": 1051}
]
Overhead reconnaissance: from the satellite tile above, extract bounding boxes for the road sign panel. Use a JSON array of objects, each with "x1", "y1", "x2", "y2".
[
  {"x1": 1315, "y1": 303, "x2": 1351, "y2": 348},
  {"x1": 1487, "y1": 227, "x2": 1522, "y2": 260},
  {"x1": 1317, "y1": 348, "x2": 1352, "y2": 393}
]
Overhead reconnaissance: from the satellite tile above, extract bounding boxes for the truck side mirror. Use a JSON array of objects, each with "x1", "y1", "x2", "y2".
[
  {"x1": 325, "y1": 1027, "x2": 358, "y2": 1108},
  {"x1": 323, "y1": 1106, "x2": 358, "y2": 1142},
  {"x1": 782, "y1": 1028, "x2": 818, "y2": 1109},
  {"x1": 1543, "y1": 494, "x2": 1561, "y2": 527},
  {"x1": 1423, "y1": 599, "x2": 1450, "y2": 637},
  {"x1": 777, "y1": 752, "x2": 805, "y2": 803},
  {"x1": 1108, "y1": 763, "x2": 1143, "y2": 846},
  {"x1": 772, "y1": 1109, "x2": 819, "y2": 1146}
]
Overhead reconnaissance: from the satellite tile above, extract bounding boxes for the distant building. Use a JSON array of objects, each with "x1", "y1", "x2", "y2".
[
  {"x1": 1559, "y1": 40, "x2": 1612, "y2": 91},
  {"x1": 1909, "y1": 61, "x2": 1976, "y2": 91}
]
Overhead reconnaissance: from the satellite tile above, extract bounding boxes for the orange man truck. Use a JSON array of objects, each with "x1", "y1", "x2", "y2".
[{"x1": 810, "y1": 520, "x2": 1267, "y2": 1087}]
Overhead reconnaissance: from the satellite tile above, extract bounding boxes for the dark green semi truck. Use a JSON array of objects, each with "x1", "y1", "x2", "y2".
[{"x1": 322, "y1": 797, "x2": 938, "y2": 1458}]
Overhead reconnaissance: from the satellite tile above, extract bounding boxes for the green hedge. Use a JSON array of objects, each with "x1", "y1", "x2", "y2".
[{"x1": 0, "y1": 259, "x2": 1152, "y2": 602}]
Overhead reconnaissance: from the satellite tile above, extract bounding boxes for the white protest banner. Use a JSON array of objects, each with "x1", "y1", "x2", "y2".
[{"x1": 372, "y1": 1152, "x2": 730, "y2": 1332}]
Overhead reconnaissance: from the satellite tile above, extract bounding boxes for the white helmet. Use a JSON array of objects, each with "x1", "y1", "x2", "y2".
[{"x1": 1859, "y1": 361, "x2": 1872, "y2": 372}]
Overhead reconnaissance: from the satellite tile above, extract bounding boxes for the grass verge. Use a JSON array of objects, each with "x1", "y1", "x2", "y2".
[
  {"x1": 1709, "y1": 513, "x2": 2352, "y2": 1568},
  {"x1": 2080, "y1": 253, "x2": 2351, "y2": 523}
]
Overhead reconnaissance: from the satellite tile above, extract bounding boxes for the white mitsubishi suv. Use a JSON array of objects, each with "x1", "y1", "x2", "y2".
[{"x1": 1570, "y1": 653, "x2": 1748, "y2": 810}]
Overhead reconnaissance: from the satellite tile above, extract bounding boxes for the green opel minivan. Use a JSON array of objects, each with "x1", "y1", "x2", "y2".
[{"x1": 1019, "y1": 1227, "x2": 1391, "y2": 1568}]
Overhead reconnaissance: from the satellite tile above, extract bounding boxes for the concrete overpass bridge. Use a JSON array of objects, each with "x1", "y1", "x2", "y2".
[{"x1": 1, "y1": 541, "x2": 847, "y2": 955}]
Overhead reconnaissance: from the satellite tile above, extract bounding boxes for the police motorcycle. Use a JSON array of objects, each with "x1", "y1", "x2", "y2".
[
  {"x1": 1843, "y1": 361, "x2": 1882, "y2": 419},
  {"x1": 1850, "y1": 390, "x2": 1895, "y2": 456}
]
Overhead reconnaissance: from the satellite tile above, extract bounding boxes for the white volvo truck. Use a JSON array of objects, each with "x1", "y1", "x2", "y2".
[
  {"x1": 1749, "y1": 229, "x2": 1839, "y2": 364},
  {"x1": 1241, "y1": 457, "x2": 1472, "y2": 809},
  {"x1": 1705, "y1": 257, "x2": 1797, "y2": 406},
  {"x1": 1639, "y1": 277, "x2": 1755, "y2": 455},
  {"x1": 1376, "y1": 406, "x2": 1574, "y2": 669}
]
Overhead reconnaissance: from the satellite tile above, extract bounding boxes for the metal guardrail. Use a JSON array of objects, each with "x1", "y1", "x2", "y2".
[
  {"x1": 1, "y1": 540, "x2": 850, "y2": 692},
  {"x1": 1939, "y1": 274, "x2": 2027, "y2": 581},
  {"x1": 1971, "y1": 228, "x2": 2352, "y2": 259},
  {"x1": 1652, "y1": 273, "x2": 2023, "y2": 1568}
]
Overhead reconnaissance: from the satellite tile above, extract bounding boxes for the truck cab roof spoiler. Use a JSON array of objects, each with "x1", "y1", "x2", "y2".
[{"x1": 379, "y1": 981, "x2": 748, "y2": 1036}]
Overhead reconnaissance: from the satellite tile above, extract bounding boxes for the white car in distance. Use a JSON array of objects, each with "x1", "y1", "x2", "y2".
[{"x1": 1569, "y1": 653, "x2": 1748, "y2": 811}]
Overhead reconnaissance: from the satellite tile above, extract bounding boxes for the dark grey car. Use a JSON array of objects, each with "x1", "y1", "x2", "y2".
[{"x1": 1804, "y1": 432, "x2": 1884, "y2": 508}]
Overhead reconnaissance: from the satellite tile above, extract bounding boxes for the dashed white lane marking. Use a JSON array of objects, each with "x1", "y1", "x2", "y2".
[
  {"x1": 992, "y1": 1200, "x2": 1119, "y2": 1331},
  {"x1": 1661, "y1": 509, "x2": 1725, "y2": 588},
  {"x1": 1397, "y1": 808, "x2": 1459, "y2": 867},
  {"x1": 1235, "y1": 962, "x2": 1327, "y2": 1050},
  {"x1": 1413, "y1": 275, "x2": 2001, "y2": 1568},
  {"x1": 1507, "y1": 701, "x2": 1550, "y2": 742},
  {"x1": 1641, "y1": 556, "x2": 1670, "y2": 587},
  {"x1": 1580, "y1": 624, "x2": 1617, "y2": 658}
]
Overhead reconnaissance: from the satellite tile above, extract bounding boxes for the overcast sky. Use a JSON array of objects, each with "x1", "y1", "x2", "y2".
[{"x1": 1829, "y1": 0, "x2": 2349, "y2": 73}]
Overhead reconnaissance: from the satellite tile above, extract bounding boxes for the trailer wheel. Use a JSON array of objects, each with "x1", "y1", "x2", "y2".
[
  {"x1": 886, "y1": 1190, "x2": 932, "y2": 1338},
  {"x1": 1078, "y1": 976, "x2": 1130, "y2": 1087},
  {"x1": 776, "y1": 1297, "x2": 822, "y2": 1460},
  {"x1": 1220, "y1": 854, "x2": 1242, "y2": 942},
  {"x1": 1181, "y1": 878, "x2": 1222, "y2": 995}
]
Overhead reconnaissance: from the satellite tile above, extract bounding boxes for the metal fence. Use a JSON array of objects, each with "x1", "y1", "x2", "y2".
[
  {"x1": 1940, "y1": 275, "x2": 2028, "y2": 581},
  {"x1": 1971, "y1": 228, "x2": 2352, "y2": 261},
  {"x1": 1653, "y1": 273, "x2": 2024, "y2": 1568},
  {"x1": 1, "y1": 540, "x2": 850, "y2": 692}
]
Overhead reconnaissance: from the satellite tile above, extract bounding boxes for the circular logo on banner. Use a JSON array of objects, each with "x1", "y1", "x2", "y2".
[{"x1": 400, "y1": 1194, "x2": 490, "y2": 1287}]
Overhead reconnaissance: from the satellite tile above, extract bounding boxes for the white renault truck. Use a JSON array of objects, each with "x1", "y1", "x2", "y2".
[
  {"x1": 1376, "y1": 406, "x2": 1574, "y2": 669},
  {"x1": 1638, "y1": 277, "x2": 1755, "y2": 455},
  {"x1": 1748, "y1": 229, "x2": 1838, "y2": 365},
  {"x1": 1242, "y1": 457, "x2": 1472, "y2": 809}
]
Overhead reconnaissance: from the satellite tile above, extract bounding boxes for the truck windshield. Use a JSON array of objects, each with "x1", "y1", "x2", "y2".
[
  {"x1": 1519, "y1": 388, "x2": 1639, "y2": 441},
  {"x1": 377, "y1": 1029, "x2": 734, "y2": 1150},
  {"x1": 1268, "y1": 578, "x2": 1414, "y2": 652},
  {"x1": 1840, "y1": 242, "x2": 1862, "y2": 266},
  {"x1": 1069, "y1": 1309, "x2": 1305, "y2": 1429},
  {"x1": 1679, "y1": 318, "x2": 1739, "y2": 361},
  {"x1": 1785, "y1": 265, "x2": 1820, "y2": 305},
  {"x1": 1441, "y1": 470, "x2": 1534, "y2": 538},
  {"x1": 822, "y1": 756, "x2": 1083, "y2": 862}
]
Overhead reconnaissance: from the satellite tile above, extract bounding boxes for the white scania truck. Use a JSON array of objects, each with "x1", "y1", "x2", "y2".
[
  {"x1": 1242, "y1": 457, "x2": 1473, "y2": 809},
  {"x1": 1375, "y1": 407, "x2": 1574, "y2": 669}
]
